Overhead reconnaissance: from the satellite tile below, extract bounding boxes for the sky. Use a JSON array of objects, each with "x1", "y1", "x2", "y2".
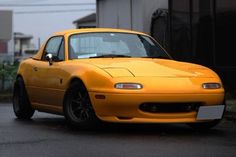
[{"x1": 0, "y1": 0, "x2": 96, "y2": 49}]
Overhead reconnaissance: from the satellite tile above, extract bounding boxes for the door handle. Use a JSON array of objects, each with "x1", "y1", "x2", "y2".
[{"x1": 33, "y1": 67, "x2": 38, "y2": 71}]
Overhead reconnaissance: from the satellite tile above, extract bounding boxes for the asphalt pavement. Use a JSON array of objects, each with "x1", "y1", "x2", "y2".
[{"x1": 0, "y1": 103, "x2": 236, "y2": 157}]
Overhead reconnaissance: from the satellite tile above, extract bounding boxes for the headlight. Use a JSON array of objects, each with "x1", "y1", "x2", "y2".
[
  {"x1": 115, "y1": 83, "x2": 143, "y2": 89},
  {"x1": 202, "y1": 83, "x2": 221, "y2": 89}
]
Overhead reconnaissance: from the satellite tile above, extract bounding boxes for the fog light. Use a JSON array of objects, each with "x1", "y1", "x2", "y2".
[
  {"x1": 115, "y1": 83, "x2": 143, "y2": 89},
  {"x1": 202, "y1": 83, "x2": 221, "y2": 89}
]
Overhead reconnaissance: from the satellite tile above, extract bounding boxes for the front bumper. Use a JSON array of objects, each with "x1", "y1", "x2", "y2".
[{"x1": 89, "y1": 92, "x2": 225, "y2": 123}]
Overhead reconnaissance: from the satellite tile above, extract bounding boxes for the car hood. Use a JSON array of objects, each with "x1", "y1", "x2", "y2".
[{"x1": 81, "y1": 58, "x2": 217, "y2": 78}]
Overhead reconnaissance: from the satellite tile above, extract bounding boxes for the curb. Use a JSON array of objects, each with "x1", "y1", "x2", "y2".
[
  {"x1": 224, "y1": 111, "x2": 236, "y2": 121},
  {"x1": 225, "y1": 99, "x2": 236, "y2": 121}
]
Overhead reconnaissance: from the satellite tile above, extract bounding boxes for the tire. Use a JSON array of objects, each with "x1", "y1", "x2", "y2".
[
  {"x1": 63, "y1": 81, "x2": 99, "y2": 128},
  {"x1": 187, "y1": 119, "x2": 221, "y2": 130},
  {"x1": 13, "y1": 77, "x2": 35, "y2": 119}
]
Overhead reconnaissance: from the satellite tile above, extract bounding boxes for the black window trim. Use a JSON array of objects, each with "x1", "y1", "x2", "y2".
[{"x1": 57, "y1": 38, "x2": 65, "y2": 61}]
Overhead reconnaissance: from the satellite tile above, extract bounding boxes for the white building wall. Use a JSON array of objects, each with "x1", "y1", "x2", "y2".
[{"x1": 97, "y1": 0, "x2": 168, "y2": 35}]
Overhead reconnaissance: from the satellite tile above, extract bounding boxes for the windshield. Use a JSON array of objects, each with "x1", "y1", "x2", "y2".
[{"x1": 69, "y1": 32, "x2": 171, "y2": 59}]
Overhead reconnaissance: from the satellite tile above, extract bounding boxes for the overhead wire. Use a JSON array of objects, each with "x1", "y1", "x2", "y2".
[
  {"x1": 14, "y1": 9, "x2": 96, "y2": 14},
  {"x1": 0, "y1": 3, "x2": 95, "y2": 7}
]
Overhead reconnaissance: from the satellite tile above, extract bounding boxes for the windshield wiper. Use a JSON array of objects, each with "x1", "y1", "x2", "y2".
[{"x1": 90, "y1": 54, "x2": 131, "y2": 58}]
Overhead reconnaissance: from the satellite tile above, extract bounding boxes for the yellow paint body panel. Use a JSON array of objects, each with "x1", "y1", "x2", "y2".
[{"x1": 17, "y1": 28, "x2": 225, "y2": 123}]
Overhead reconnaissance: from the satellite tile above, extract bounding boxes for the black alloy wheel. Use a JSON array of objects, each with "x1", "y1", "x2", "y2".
[
  {"x1": 13, "y1": 77, "x2": 35, "y2": 119},
  {"x1": 64, "y1": 81, "x2": 98, "y2": 127}
]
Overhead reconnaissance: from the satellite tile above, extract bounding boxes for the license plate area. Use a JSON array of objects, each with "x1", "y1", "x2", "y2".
[{"x1": 196, "y1": 105, "x2": 225, "y2": 120}]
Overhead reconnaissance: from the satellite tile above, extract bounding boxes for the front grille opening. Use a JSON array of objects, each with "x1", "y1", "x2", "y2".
[{"x1": 139, "y1": 102, "x2": 202, "y2": 113}]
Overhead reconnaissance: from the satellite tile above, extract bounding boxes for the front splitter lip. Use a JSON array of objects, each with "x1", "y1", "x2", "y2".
[
  {"x1": 98, "y1": 116, "x2": 194, "y2": 123},
  {"x1": 96, "y1": 115, "x2": 219, "y2": 123}
]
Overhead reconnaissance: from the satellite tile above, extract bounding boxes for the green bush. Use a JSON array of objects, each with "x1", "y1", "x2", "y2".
[{"x1": 0, "y1": 62, "x2": 19, "y2": 92}]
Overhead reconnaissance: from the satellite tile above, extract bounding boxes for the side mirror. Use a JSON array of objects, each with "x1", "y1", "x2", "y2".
[{"x1": 46, "y1": 53, "x2": 53, "y2": 65}]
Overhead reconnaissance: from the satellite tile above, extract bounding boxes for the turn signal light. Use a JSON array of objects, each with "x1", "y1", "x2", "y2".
[
  {"x1": 115, "y1": 83, "x2": 143, "y2": 89},
  {"x1": 202, "y1": 83, "x2": 221, "y2": 89}
]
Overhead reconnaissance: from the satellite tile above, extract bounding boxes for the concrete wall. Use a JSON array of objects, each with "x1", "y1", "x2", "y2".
[
  {"x1": 96, "y1": 0, "x2": 168, "y2": 34},
  {"x1": 97, "y1": 0, "x2": 132, "y2": 29},
  {"x1": 0, "y1": 10, "x2": 14, "y2": 63},
  {"x1": 0, "y1": 10, "x2": 12, "y2": 40}
]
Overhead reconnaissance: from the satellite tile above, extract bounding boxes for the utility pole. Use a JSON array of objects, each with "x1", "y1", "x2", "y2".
[
  {"x1": 1, "y1": 62, "x2": 5, "y2": 91},
  {"x1": 38, "y1": 37, "x2": 41, "y2": 50}
]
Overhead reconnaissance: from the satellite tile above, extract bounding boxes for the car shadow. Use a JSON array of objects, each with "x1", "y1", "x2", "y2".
[{"x1": 13, "y1": 114, "x2": 226, "y2": 138}]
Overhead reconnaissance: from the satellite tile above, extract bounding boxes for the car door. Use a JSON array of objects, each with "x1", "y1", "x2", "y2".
[{"x1": 28, "y1": 36, "x2": 67, "y2": 110}]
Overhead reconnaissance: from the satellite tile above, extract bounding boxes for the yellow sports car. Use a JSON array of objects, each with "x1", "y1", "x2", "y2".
[{"x1": 13, "y1": 28, "x2": 225, "y2": 129}]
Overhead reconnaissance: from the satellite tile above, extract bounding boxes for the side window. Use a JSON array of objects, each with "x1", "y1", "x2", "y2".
[{"x1": 42, "y1": 36, "x2": 64, "y2": 61}]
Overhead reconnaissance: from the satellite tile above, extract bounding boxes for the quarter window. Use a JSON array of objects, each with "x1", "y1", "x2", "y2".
[
  {"x1": 42, "y1": 36, "x2": 64, "y2": 61},
  {"x1": 58, "y1": 40, "x2": 65, "y2": 61}
]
